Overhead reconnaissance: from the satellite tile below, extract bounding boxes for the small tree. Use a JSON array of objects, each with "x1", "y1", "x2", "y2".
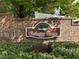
[
  {"x1": 13, "y1": 4, "x2": 27, "y2": 18},
  {"x1": 10, "y1": 0, "x2": 32, "y2": 18}
]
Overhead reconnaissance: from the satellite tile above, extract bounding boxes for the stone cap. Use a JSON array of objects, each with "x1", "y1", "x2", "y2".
[{"x1": 32, "y1": 16, "x2": 73, "y2": 21}]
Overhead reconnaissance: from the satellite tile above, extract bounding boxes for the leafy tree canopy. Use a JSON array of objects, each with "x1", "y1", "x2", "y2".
[{"x1": 0, "y1": 0, "x2": 79, "y2": 18}]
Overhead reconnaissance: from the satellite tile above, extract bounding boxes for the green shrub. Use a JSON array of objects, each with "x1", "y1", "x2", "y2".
[{"x1": 0, "y1": 41, "x2": 79, "y2": 59}]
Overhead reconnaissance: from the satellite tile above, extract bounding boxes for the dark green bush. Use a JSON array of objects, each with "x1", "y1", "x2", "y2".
[
  {"x1": 0, "y1": 41, "x2": 79, "y2": 59},
  {"x1": 51, "y1": 42, "x2": 79, "y2": 59}
]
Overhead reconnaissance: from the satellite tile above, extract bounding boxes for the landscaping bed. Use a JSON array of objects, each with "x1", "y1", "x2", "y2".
[{"x1": 0, "y1": 41, "x2": 79, "y2": 59}]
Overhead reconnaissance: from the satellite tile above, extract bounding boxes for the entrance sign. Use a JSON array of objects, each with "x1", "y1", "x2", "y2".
[{"x1": 25, "y1": 23, "x2": 60, "y2": 39}]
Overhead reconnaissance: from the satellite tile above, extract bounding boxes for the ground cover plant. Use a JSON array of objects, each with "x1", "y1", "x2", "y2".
[{"x1": 0, "y1": 41, "x2": 79, "y2": 59}]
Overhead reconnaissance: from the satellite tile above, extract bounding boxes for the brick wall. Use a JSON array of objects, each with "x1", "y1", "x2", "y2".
[
  {"x1": 57, "y1": 20, "x2": 79, "y2": 42},
  {"x1": 0, "y1": 13, "x2": 79, "y2": 42}
]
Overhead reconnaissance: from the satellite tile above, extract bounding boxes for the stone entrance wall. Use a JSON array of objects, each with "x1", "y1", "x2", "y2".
[
  {"x1": 0, "y1": 13, "x2": 29, "y2": 42},
  {"x1": 0, "y1": 13, "x2": 79, "y2": 42},
  {"x1": 57, "y1": 20, "x2": 79, "y2": 42}
]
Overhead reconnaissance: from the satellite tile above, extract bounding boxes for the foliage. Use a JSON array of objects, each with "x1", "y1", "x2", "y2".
[
  {"x1": 0, "y1": 0, "x2": 12, "y2": 13},
  {"x1": 0, "y1": 41, "x2": 78, "y2": 59},
  {"x1": 71, "y1": 2, "x2": 79, "y2": 17},
  {"x1": 0, "y1": 0, "x2": 33, "y2": 18},
  {"x1": 0, "y1": 0, "x2": 79, "y2": 18},
  {"x1": 52, "y1": 42, "x2": 79, "y2": 59},
  {"x1": 10, "y1": 0, "x2": 33, "y2": 18}
]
